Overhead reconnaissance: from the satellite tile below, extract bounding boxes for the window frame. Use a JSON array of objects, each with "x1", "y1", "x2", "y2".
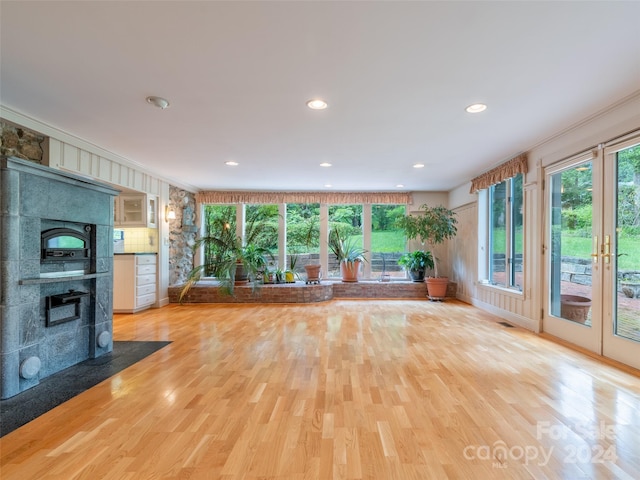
[
  {"x1": 198, "y1": 201, "x2": 410, "y2": 281},
  {"x1": 480, "y1": 174, "x2": 524, "y2": 292}
]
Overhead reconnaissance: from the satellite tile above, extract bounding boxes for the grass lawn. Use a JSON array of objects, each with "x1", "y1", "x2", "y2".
[
  {"x1": 492, "y1": 227, "x2": 640, "y2": 270},
  {"x1": 561, "y1": 234, "x2": 640, "y2": 270},
  {"x1": 371, "y1": 230, "x2": 406, "y2": 252}
]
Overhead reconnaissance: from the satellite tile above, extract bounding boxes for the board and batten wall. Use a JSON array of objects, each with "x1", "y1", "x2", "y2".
[{"x1": 448, "y1": 90, "x2": 640, "y2": 333}]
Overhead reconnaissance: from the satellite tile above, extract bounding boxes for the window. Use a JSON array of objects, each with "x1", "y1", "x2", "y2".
[
  {"x1": 202, "y1": 204, "x2": 237, "y2": 276},
  {"x1": 371, "y1": 204, "x2": 406, "y2": 279},
  {"x1": 198, "y1": 195, "x2": 411, "y2": 281},
  {"x1": 328, "y1": 204, "x2": 363, "y2": 278},
  {"x1": 486, "y1": 173, "x2": 523, "y2": 290},
  {"x1": 286, "y1": 203, "x2": 320, "y2": 277},
  {"x1": 245, "y1": 204, "x2": 279, "y2": 264}
]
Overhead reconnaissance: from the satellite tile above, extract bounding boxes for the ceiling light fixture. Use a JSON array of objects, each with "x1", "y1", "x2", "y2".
[
  {"x1": 324, "y1": 184, "x2": 332, "y2": 188},
  {"x1": 307, "y1": 99, "x2": 328, "y2": 110},
  {"x1": 413, "y1": 163, "x2": 425, "y2": 169},
  {"x1": 320, "y1": 162, "x2": 332, "y2": 167},
  {"x1": 146, "y1": 96, "x2": 170, "y2": 109},
  {"x1": 465, "y1": 103, "x2": 487, "y2": 113},
  {"x1": 225, "y1": 161, "x2": 239, "y2": 166},
  {"x1": 396, "y1": 184, "x2": 404, "y2": 188}
]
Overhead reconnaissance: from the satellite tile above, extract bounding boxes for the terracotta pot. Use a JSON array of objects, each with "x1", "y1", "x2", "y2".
[
  {"x1": 304, "y1": 264, "x2": 322, "y2": 284},
  {"x1": 560, "y1": 294, "x2": 591, "y2": 324},
  {"x1": 340, "y1": 260, "x2": 361, "y2": 282},
  {"x1": 426, "y1": 277, "x2": 448, "y2": 300}
]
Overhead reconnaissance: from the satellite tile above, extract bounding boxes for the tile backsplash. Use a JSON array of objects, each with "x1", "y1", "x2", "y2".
[{"x1": 115, "y1": 228, "x2": 158, "y2": 253}]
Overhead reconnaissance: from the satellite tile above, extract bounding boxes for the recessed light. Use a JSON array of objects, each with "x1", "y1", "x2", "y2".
[
  {"x1": 307, "y1": 99, "x2": 328, "y2": 110},
  {"x1": 225, "y1": 161, "x2": 238, "y2": 166},
  {"x1": 413, "y1": 163, "x2": 425, "y2": 169},
  {"x1": 320, "y1": 162, "x2": 332, "y2": 167},
  {"x1": 396, "y1": 184, "x2": 404, "y2": 188},
  {"x1": 146, "y1": 96, "x2": 170, "y2": 109},
  {"x1": 324, "y1": 184, "x2": 332, "y2": 188},
  {"x1": 465, "y1": 103, "x2": 487, "y2": 113}
]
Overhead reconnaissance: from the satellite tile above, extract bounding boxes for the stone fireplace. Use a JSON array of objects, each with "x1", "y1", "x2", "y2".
[{"x1": 1, "y1": 156, "x2": 119, "y2": 399}]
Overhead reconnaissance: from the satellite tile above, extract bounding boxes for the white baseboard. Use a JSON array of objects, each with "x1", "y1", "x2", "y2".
[{"x1": 468, "y1": 297, "x2": 539, "y2": 332}]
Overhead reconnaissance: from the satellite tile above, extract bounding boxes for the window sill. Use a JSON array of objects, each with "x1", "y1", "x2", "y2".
[{"x1": 477, "y1": 281, "x2": 524, "y2": 300}]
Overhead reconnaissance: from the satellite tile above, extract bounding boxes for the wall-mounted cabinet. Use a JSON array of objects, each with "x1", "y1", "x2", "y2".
[{"x1": 114, "y1": 194, "x2": 157, "y2": 228}]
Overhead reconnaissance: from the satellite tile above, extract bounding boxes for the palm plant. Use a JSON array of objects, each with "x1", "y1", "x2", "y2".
[{"x1": 179, "y1": 217, "x2": 271, "y2": 301}]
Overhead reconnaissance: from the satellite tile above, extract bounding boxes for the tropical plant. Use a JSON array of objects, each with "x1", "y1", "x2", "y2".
[
  {"x1": 397, "y1": 250, "x2": 434, "y2": 281},
  {"x1": 395, "y1": 204, "x2": 457, "y2": 277},
  {"x1": 328, "y1": 227, "x2": 367, "y2": 263},
  {"x1": 179, "y1": 218, "x2": 272, "y2": 301}
]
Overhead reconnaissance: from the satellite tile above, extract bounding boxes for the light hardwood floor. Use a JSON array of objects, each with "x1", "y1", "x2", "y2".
[{"x1": 1, "y1": 300, "x2": 639, "y2": 479}]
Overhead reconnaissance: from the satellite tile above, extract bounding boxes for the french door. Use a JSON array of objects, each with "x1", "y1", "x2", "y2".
[{"x1": 543, "y1": 137, "x2": 640, "y2": 369}]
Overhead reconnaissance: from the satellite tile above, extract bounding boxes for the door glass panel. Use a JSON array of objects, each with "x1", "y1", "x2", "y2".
[
  {"x1": 549, "y1": 161, "x2": 594, "y2": 325},
  {"x1": 122, "y1": 198, "x2": 143, "y2": 223},
  {"x1": 615, "y1": 145, "x2": 640, "y2": 342}
]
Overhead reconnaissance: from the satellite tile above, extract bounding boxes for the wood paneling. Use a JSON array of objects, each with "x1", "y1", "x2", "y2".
[
  {"x1": 2, "y1": 301, "x2": 638, "y2": 479},
  {"x1": 49, "y1": 138, "x2": 164, "y2": 196},
  {"x1": 451, "y1": 202, "x2": 478, "y2": 301}
]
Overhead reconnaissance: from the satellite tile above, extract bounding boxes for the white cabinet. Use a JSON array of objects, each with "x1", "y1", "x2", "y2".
[
  {"x1": 113, "y1": 254, "x2": 157, "y2": 313},
  {"x1": 114, "y1": 194, "x2": 157, "y2": 228}
]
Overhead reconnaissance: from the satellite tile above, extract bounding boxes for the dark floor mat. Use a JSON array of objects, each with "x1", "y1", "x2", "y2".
[{"x1": 0, "y1": 340, "x2": 170, "y2": 436}]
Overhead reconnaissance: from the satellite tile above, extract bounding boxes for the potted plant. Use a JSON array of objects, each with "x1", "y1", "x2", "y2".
[
  {"x1": 285, "y1": 252, "x2": 298, "y2": 283},
  {"x1": 396, "y1": 204, "x2": 457, "y2": 300},
  {"x1": 328, "y1": 227, "x2": 367, "y2": 282},
  {"x1": 620, "y1": 271, "x2": 640, "y2": 298},
  {"x1": 179, "y1": 217, "x2": 271, "y2": 301},
  {"x1": 296, "y1": 217, "x2": 321, "y2": 284},
  {"x1": 397, "y1": 250, "x2": 434, "y2": 282}
]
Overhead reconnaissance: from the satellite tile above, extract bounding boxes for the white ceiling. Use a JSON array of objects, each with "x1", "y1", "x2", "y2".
[{"x1": 2, "y1": 1, "x2": 640, "y2": 193}]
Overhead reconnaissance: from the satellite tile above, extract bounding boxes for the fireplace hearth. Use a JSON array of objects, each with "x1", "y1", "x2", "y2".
[{"x1": 0, "y1": 156, "x2": 119, "y2": 399}]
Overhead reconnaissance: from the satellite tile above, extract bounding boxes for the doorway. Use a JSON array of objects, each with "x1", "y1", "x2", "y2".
[{"x1": 543, "y1": 138, "x2": 640, "y2": 369}]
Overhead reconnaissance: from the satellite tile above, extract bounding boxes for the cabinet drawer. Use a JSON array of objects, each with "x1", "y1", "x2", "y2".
[
  {"x1": 137, "y1": 283, "x2": 156, "y2": 296},
  {"x1": 136, "y1": 255, "x2": 156, "y2": 266},
  {"x1": 136, "y1": 264, "x2": 156, "y2": 275},
  {"x1": 136, "y1": 274, "x2": 156, "y2": 286},
  {"x1": 136, "y1": 292, "x2": 156, "y2": 308}
]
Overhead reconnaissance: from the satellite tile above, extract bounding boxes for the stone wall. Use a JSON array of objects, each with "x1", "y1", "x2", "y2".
[
  {"x1": 168, "y1": 186, "x2": 197, "y2": 286},
  {"x1": 561, "y1": 257, "x2": 592, "y2": 285},
  {"x1": 1, "y1": 157, "x2": 118, "y2": 398},
  {"x1": 0, "y1": 119, "x2": 46, "y2": 163}
]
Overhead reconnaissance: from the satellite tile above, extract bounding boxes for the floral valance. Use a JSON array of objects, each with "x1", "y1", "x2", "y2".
[
  {"x1": 196, "y1": 191, "x2": 413, "y2": 205},
  {"x1": 469, "y1": 153, "x2": 528, "y2": 193}
]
